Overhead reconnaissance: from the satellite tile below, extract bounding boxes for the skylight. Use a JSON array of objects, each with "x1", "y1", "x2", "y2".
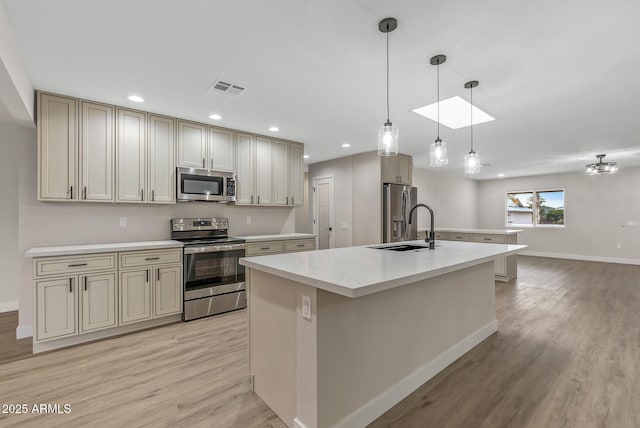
[{"x1": 411, "y1": 96, "x2": 495, "y2": 129}]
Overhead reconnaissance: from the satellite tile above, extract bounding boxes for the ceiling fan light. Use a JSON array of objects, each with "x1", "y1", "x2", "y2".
[{"x1": 584, "y1": 154, "x2": 619, "y2": 175}]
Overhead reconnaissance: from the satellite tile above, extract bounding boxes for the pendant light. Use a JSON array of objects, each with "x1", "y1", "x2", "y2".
[
  {"x1": 585, "y1": 154, "x2": 618, "y2": 175},
  {"x1": 377, "y1": 18, "x2": 399, "y2": 156},
  {"x1": 430, "y1": 55, "x2": 448, "y2": 166},
  {"x1": 464, "y1": 80, "x2": 480, "y2": 175}
]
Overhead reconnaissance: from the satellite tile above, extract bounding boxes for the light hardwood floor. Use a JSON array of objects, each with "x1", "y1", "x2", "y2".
[{"x1": 1, "y1": 256, "x2": 639, "y2": 427}]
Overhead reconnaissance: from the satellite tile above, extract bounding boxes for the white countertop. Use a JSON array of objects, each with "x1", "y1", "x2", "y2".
[
  {"x1": 233, "y1": 233, "x2": 316, "y2": 242},
  {"x1": 240, "y1": 240, "x2": 527, "y2": 298},
  {"x1": 26, "y1": 240, "x2": 183, "y2": 258},
  {"x1": 418, "y1": 228, "x2": 524, "y2": 235}
]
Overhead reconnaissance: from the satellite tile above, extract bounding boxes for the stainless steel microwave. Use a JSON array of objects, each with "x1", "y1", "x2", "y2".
[{"x1": 176, "y1": 167, "x2": 236, "y2": 203}]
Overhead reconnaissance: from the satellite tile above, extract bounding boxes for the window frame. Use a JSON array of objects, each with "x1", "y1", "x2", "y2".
[{"x1": 505, "y1": 188, "x2": 566, "y2": 228}]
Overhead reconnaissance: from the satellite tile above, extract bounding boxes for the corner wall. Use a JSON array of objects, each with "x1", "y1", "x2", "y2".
[{"x1": 477, "y1": 168, "x2": 640, "y2": 263}]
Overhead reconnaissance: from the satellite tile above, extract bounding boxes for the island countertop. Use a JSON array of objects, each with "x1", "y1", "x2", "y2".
[
  {"x1": 240, "y1": 240, "x2": 526, "y2": 298},
  {"x1": 418, "y1": 227, "x2": 524, "y2": 235}
]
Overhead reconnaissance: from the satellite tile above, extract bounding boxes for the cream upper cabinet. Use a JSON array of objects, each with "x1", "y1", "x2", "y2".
[
  {"x1": 177, "y1": 120, "x2": 207, "y2": 169},
  {"x1": 36, "y1": 277, "x2": 77, "y2": 341},
  {"x1": 208, "y1": 127, "x2": 235, "y2": 171},
  {"x1": 236, "y1": 133, "x2": 255, "y2": 205},
  {"x1": 38, "y1": 93, "x2": 78, "y2": 201},
  {"x1": 80, "y1": 272, "x2": 117, "y2": 333},
  {"x1": 154, "y1": 265, "x2": 182, "y2": 317},
  {"x1": 288, "y1": 142, "x2": 304, "y2": 206},
  {"x1": 255, "y1": 136, "x2": 274, "y2": 205},
  {"x1": 120, "y1": 269, "x2": 152, "y2": 325},
  {"x1": 116, "y1": 108, "x2": 146, "y2": 202},
  {"x1": 381, "y1": 154, "x2": 412, "y2": 185},
  {"x1": 80, "y1": 101, "x2": 115, "y2": 202},
  {"x1": 273, "y1": 140, "x2": 289, "y2": 206},
  {"x1": 148, "y1": 115, "x2": 176, "y2": 204}
]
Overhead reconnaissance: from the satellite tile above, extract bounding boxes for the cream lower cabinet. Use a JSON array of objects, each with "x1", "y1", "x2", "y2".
[
  {"x1": 245, "y1": 237, "x2": 316, "y2": 256},
  {"x1": 32, "y1": 248, "x2": 183, "y2": 352}
]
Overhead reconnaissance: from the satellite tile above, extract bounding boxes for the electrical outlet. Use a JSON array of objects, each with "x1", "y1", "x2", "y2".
[
  {"x1": 617, "y1": 243, "x2": 623, "y2": 249},
  {"x1": 302, "y1": 295, "x2": 311, "y2": 320},
  {"x1": 341, "y1": 222, "x2": 348, "y2": 230},
  {"x1": 119, "y1": 217, "x2": 127, "y2": 227},
  {"x1": 246, "y1": 216, "x2": 252, "y2": 225}
]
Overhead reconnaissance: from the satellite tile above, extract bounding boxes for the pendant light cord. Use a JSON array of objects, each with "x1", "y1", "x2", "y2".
[
  {"x1": 437, "y1": 61, "x2": 440, "y2": 139},
  {"x1": 470, "y1": 86, "x2": 474, "y2": 152},
  {"x1": 386, "y1": 30, "x2": 390, "y2": 123}
]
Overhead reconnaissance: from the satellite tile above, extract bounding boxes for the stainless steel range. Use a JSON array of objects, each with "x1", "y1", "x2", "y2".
[{"x1": 171, "y1": 217, "x2": 246, "y2": 321}]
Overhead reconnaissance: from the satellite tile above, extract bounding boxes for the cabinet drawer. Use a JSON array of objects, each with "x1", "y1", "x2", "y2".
[
  {"x1": 471, "y1": 234, "x2": 506, "y2": 244},
  {"x1": 246, "y1": 241, "x2": 283, "y2": 256},
  {"x1": 119, "y1": 249, "x2": 182, "y2": 268},
  {"x1": 449, "y1": 233, "x2": 471, "y2": 241},
  {"x1": 35, "y1": 254, "x2": 117, "y2": 278},
  {"x1": 434, "y1": 232, "x2": 449, "y2": 240},
  {"x1": 284, "y1": 239, "x2": 316, "y2": 253}
]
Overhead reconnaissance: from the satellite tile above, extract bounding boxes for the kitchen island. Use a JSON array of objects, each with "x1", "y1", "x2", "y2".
[{"x1": 240, "y1": 240, "x2": 526, "y2": 428}]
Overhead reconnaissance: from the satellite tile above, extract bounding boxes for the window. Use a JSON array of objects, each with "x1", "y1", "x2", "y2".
[{"x1": 506, "y1": 189, "x2": 564, "y2": 227}]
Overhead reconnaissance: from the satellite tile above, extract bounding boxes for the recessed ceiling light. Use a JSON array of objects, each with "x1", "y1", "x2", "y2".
[
  {"x1": 342, "y1": 143, "x2": 351, "y2": 148},
  {"x1": 128, "y1": 95, "x2": 144, "y2": 103},
  {"x1": 497, "y1": 173, "x2": 505, "y2": 178},
  {"x1": 209, "y1": 114, "x2": 222, "y2": 120},
  {"x1": 412, "y1": 96, "x2": 494, "y2": 129},
  {"x1": 303, "y1": 155, "x2": 310, "y2": 159},
  {"x1": 269, "y1": 126, "x2": 279, "y2": 132}
]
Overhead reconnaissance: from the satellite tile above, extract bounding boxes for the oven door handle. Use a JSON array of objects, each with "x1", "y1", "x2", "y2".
[{"x1": 184, "y1": 244, "x2": 246, "y2": 254}]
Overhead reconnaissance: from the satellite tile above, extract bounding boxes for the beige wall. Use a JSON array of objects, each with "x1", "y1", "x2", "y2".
[
  {"x1": 15, "y1": 132, "x2": 295, "y2": 331},
  {"x1": 294, "y1": 172, "x2": 313, "y2": 233},
  {"x1": 0, "y1": 122, "x2": 26, "y2": 311},
  {"x1": 477, "y1": 168, "x2": 640, "y2": 262},
  {"x1": 412, "y1": 168, "x2": 479, "y2": 231}
]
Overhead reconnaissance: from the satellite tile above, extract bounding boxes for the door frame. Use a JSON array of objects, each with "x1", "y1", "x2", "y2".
[{"x1": 312, "y1": 175, "x2": 335, "y2": 249}]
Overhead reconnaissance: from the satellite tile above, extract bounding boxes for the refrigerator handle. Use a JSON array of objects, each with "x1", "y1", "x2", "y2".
[
  {"x1": 401, "y1": 189, "x2": 407, "y2": 239},
  {"x1": 385, "y1": 185, "x2": 391, "y2": 242}
]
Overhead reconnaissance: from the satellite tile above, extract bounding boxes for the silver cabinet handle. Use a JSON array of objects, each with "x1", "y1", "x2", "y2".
[
  {"x1": 83, "y1": 186, "x2": 87, "y2": 200},
  {"x1": 68, "y1": 263, "x2": 87, "y2": 267},
  {"x1": 210, "y1": 159, "x2": 213, "y2": 170},
  {"x1": 69, "y1": 278, "x2": 73, "y2": 293},
  {"x1": 151, "y1": 190, "x2": 155, "y2": 202},
  {"x1": 250, "y1": 195, "x2": 254, "y2": 204},
  {"x1": 156, "y1": 268, "x2": 160, "y2": 281},
  {"x1": 286, "y1": 196, "x2": 289, "y2": 205},
  {"x1": 146, "y1": 269, "x2": 149, "y2": 283},
  {"x1": 141, "y1": 189, "x2": 144, "y2": 201},
  {"x1": 297, "y1": 244, "x2": 305, "y2": 247},
  {"x1": 257, "y1": 195, "x2": 260, "y2": 204},
  {"x1": 84, "y1": 276, "x2": 87, "y2": 291},
  {"x1": 483, "y1": 238, "x2": 492, "y2": 241},
  {"x1": 260, "y1": 247, "x2": 270, "y2": 251},
  {"x1": 145, "y1": 257, "x2": 160, "y2": 261},
  {"x1": 292, "y1": 196, "x2": 295, "y2": 205},
  {"x1": 70, "y1": 186, "x2": 73, "y2": 199},
  {"x1": 202, "y1": 158, "x2": 205, "y2": 168}
]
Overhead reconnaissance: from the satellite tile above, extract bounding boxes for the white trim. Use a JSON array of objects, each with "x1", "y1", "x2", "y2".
[
  {"x1": 333, "y1": 320, "x2": 498, "y2": 428},
  {"x1": 521, "y1": 251, "x2": 640, "y2": 266},
  {"x1": 16, "y1": 324, "x2": 32, "y2": 339},
  {"x1": 0, "y1": 300, "x2": 18, "y2": 313},
  {"x1": 293, "y1": 418, "x2": 308, "y2": 428}
]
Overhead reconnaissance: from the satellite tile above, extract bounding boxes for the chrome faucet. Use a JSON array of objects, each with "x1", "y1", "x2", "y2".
[{"x1": 408, "y1": 204, "x2": 435, "y2": 249}]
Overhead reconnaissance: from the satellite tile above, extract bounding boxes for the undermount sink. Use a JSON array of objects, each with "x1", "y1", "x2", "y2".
[{"x1": 370, "y1": 244, "x2": 434, "y2": 251}]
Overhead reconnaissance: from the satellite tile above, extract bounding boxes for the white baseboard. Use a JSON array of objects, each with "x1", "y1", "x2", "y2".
[
  {"x1": 521, "y1": 251, "x2": 640, "y2": 266},
  {"x1": 293, "y1": 418, "x2": 308, "y2": 428},
  {"x1": 334, "y1": 319, "x2": 498, "y2": 428},
  {"x1": 16, "y1": 324, "x2": 32, "y2": 339},
  {"x1": 0, "y1": 300, "x2": 18, "y2": 313}
]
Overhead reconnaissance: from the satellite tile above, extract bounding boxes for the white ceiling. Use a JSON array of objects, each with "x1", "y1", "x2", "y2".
[{"x1": 3, "y1": 0, "x2": 640, "y2": 179}]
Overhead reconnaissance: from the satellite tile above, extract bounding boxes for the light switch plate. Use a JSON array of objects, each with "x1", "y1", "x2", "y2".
[
  {"x1": 119, "y1": 217, "x2": 127, "y2": 227},
  {"x1": 302, "y1": 295, "x2": 311, "y2": 320},
  {"x1": 246, "y1": 216, "x2": 252, "y2": 225}
]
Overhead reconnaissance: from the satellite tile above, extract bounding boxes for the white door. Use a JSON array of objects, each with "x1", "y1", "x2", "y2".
[
  {"x1": 120, "y1": 269, "x2": 152, "y2": 325},
  {"x1": 314, "y1": 176, "x2": 334, "y2": 250},
  {"x1": 153, "y1": 266, "x2": 182, "y2": 317},
  {"x1": 273, "y1": 140, "x2": 289, "y2": 206},
  {"x1": 255, "y1": 136, "x2": 274, "y2": 205},
  {"x1": 116, "y1": 108, "x2": 146, "y2": 202},
  {"x1": 177, "y1": 120, "x2": 207, "y2": 168},
  {"x1": 36, "y1": 277, "x2": 77, "y2": 341},
  {"x1": 288, "y1": 142, "x2": 304, "y2": 206},
  {"x1": 235, "y1": 133, "x2": 254, "y2": 205},
  {"x1": 209, "y1": 127, "x2": 235, "y2": 171},
  {"x1": 80, "y1": 272, "x2": 117, "y2": 332},
  {"x1": 80, "y1": 101, "x2": 114, "y2": 201},
  {"x1": 148, "y1": 115, "x2": 176, "y2": 204}
]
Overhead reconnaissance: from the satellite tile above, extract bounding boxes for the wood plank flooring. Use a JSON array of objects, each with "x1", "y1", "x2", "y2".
[{"x1": 1, "y1": 256, "x2": 639, "y2": 427}]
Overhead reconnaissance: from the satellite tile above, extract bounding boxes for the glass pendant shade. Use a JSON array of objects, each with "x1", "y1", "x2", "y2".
[
  {"x1": 464, "y1": 151, "x2": 480, "y2": 174},
  {"x1": 378, "y1": 122, "x2": 398, "y2": 156},
  {"x1": 430, "y1": 138, "x2": 448, "y2": 166}
]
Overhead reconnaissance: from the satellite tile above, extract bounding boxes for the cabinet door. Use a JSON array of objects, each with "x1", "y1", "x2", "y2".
[
  {"x1": 148, "y1": 115, "x2": 176, "y2": 204},
  {"x1": 154, "y1": 266, "x2": 182, "y2": 317},
  {"x1": 236, "y1": 133, "x2": 255, "y2": 205},
  {"x1": 177, "y1": 120, "x2": 207, "y2": 168},
  {"x1": 80, "y1": 101, "x2": 115, "y2": 201},
  {"x1": 397, "y1": 154, "x2": 412, "y2": 185},
  {"x1": 38, "y1": 93, "x2": 77, "y2": 201},
  {"x1": 36, "y1": 277, "x2": 77, "y2": 341},
  {"x1": 273, "y1": 140, "x2": 289, "y2": 206},
  {"x1": 120, "y1": 269, "x2": 152, "y2": 325},
  {"x1": 381, "y1": 156, "x2": 397, "y2": 183},
  {"x1": 288, "y1": 142, "x2": 304, "y2": 206},
  {"x1": 80, "y1": 272, "x2": 117, "y2": 332},
  {"x1": 209, "y1": 127, "x2": 235, "y2": 171},
  {"x1": 116, "y1": 108, "x2": 146, "y2": 202},
  {"x1": 494, "y1": 256, "x2": 507, "y2": 276},
  {"x1": 255, "y1": 136, "x2": 274, "y2": 205}
]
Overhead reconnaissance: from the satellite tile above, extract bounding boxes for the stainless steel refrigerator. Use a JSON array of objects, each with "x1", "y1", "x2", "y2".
[{"x1": 383, "y1": 183, "x2": 417, "y2": 243}]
